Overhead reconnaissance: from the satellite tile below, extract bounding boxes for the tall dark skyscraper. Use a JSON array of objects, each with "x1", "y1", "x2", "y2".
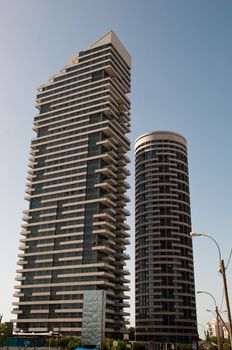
[
  {"x1": 12, "y1": 31, "x2": 131, "y2": 345},
  {"x1": 135, "y1": 131, "x2": 197, "y2": 344}
]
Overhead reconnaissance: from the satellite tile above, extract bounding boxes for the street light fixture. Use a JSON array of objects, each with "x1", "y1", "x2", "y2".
[
  {"x1": 197, "y1": 291, "x2": 221, "y2": 350},
  {"x1": 190, "y1": 232, "x2": 232, "y2": 349}
]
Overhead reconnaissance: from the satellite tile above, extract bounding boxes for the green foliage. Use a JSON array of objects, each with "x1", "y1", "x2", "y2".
[
  {"x1": 44, "y1": 337, "x2": 57, "y2": 347},
  {"x1": 209, "y1": 336, "x2": 217, "y2": 345},
  {"x1": 57, "y1": 336, "x2": 71, "y2": 349},
  {"x1": 0, "y1": 323, "x2": 9, "y2": 346},
  {"x1": 103, "y1": 338, "x2": 114, "y2": 350},
  {"x1": 44, "y1": 336, "x2": 80, "y2": 350},
  {"x1": 103, "y1": 338, "x2": 127, "y2": 350},
  {"x1": 66, "y1": 337, "x2": 81, "y2": 350},
  {"x1": 116, "y1": 340, "x2": 127, "y2": 350}
]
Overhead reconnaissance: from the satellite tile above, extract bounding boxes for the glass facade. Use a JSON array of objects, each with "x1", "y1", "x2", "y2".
[{"x1": 135, "y1": 131, "x2": 197, "y2": 344}]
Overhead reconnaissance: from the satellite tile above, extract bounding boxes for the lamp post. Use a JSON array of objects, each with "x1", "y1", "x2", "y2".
[
  {"x1": 190, "y1": 232, "x2": 232, "y2": 349},
  {"x1": 197, "y1": 291, "x2": 221, "y2": 350},
  {"x1": 206, "y1": 309, "x2": 230, "y2": 338}
]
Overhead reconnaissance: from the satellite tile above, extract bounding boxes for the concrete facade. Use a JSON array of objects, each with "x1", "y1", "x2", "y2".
[{"x1": 12, "y1": 31, "x2": 131, "y2": 342}]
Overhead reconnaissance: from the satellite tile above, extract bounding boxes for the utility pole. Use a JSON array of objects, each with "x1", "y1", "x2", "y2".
[
  {"x1": 220, "y1": 259, "x2": 232, "y2": 349},
  {"x1": 215, "y1": 306, "x2": 222, "y2": 350}
]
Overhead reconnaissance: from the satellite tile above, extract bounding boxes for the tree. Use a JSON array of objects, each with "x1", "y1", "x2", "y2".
[
  {"x1": 45, "y1": 337, "x2": 58, "y2": 348},
  {"x1": 103, "y1": 338, "x2": 114, "y2": 350},
  {"x1": 116, "y1": 340, "x2": 127, "y2": 350},
  {"x1": 128, "y1": 327, "x2": 135, "y2": 341},
  {"x1": 66, "y1": 337, "x2": 81, "y2": 350},
  {"x1": 0, "y1": 323, "x2": 9, "y2": 346},
  {"x1": 57, "y1": 337, "x2": 71, "y2": 349},
  {"x1": 102, "y1": 338, "x2": 127, "y2": 350},
  {"x1": 45, "y1": 336, "x2": 81, "y2": 350}
]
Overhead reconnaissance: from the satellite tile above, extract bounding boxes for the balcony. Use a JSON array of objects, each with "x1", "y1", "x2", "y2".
[
  {"x1": 118, "y1": 157, "x2": 129, "y2": 166},
  {"x1": 28, "y1": 160, "x2": 36, "y2": 169},
  {"x1": 96, "y1": 138, "x2": 117, "y2": 150},
  {"x1": 12, "y1": 309, "x2": 22, "y2": 314},
  {"x1": 102, "y1": 255, "x2": 116, "y2": 263},
  {"x1": 13, "y1": 293, "x2": 24, "y2": 298},
  {"x1": 93, "y1": 220, "x2": 116, "y2": 231},
  {"x1": 114, "y1": 284, "x2": 130, "y2": 292},
  {"x1": 96, "y1": 167, "x2": 117, "y2": 179},
  {"x1": 18, "y1": 244, "x2": 28, "y2": 251},
  {"x1": 121, "y1": 268, "x2": 130, "y2": 276},
  {"x1": 124, "y1": 179, "x2": 131, "y2": 188},
  {"x1": 93, "y1": 228, "x2": 115, "y2": 238},
  {"x1": 26, "y1": 174, "x2": 35, "y2": 180},
  {"x1": 27, "y1": 168, "x2": 34, "y2": 176},
  {"x1": 32, "y1": 123, "x2": 39, "y2": 132},
  {"x1": 99, "y1": 196, "x2": 116, "y2": 208},
  {"x1": 15, "y1": 275, "x2": 25, "y2": 282},
  {"x1": 22, "y1": 214, "x2": 29, "y2": 222},
  {"x1": 118, "y1": 222, "x2": 130, "y2": 231},
  {"x1": 116, "y1": 229, "x2": 130, "y2": 238},
  {"x1": 20, "y1": 229, "x2": 29, "y2": 236},
  {"x1": 92, "y1": 245, "x2": 115, "y2": 254},
  {"x1": 113, "y1": 274, "x2": 130, "y2": 284},
  {"x1": 118, "y1": 168, "x2": 130, "y2": 178},
  {"x1": 115, "y1": 237, "x2": 130, "y2": 245},
  {"x1": 25, "y1": 188, "x2": 33, "y2": 196},
  {"x1": 102, "y1": 152, "x2": 117, "y2": 165},
  {"x1": 93, "y1": 212, "x2": 116, "y2": 223},
  {"x1": 118, "y1": 252, "x2": 130, "y2": 260},
  {"x1": 95, "y1": 181, "x2": 116, "y2": 193},
  {"x1": 25, "y1": 181, "x2": 32, "y2": 188},
  {"x1": 17, "y1": 259, "x2": 27, "y2": 266},
  {"x1": 117, "y1": 207, "x2": 130, "y2": 216}
]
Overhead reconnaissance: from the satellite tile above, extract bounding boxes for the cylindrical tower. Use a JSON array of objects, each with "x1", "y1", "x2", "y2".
[{"x1": 135, "y1": 131, "x2": 197, "y2": 344}]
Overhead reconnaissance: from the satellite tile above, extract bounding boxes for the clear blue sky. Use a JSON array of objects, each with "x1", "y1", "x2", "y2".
[{"x1": 0, "y1": 0, "x2": 231, "y2": 338}]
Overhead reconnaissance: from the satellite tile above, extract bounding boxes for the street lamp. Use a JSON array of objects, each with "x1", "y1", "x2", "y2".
[
  {"x1": 190, "y1": 231, "x2": 232, "y2": 349},
  {"x1": 197, "y1": 291, "x2": 221, "y2": 350}
]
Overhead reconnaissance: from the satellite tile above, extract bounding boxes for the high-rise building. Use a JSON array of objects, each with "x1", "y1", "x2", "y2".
[
  {"x1": 12, "y1": 31, "x2": 131, "y2": 345},
  {"x1": 135, "y1": 131, "x2": 197, "y2": 345}
]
